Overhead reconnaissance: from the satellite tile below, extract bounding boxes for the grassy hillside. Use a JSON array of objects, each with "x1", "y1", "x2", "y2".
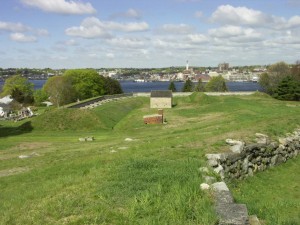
[
  {"x1": 0, "y1": 93, "x2": 299, "y2": 224},
  {"x1": 31, "y1": 97, "x2": 145, "y2": 131}
]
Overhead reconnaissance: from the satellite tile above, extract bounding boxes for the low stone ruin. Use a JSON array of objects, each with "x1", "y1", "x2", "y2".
[
  {"x1": 206, "y1": 129, "x2": 300, "y2": 180},
  {"x1": 200, "y1": 129, "x2": 300, "y2": 225},
  {"x1": 143, "y1": 109, "x2": 164, "y2": 124}
]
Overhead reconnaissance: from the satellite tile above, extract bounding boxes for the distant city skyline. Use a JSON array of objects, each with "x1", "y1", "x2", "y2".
[{"x1": 1, "y1": 0, "x2": 300, "y2": 68}]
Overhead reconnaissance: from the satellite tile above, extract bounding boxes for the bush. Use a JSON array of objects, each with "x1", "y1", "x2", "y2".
[{"x1": 274, "y1": 76, "x2": 300, "y2": 101}]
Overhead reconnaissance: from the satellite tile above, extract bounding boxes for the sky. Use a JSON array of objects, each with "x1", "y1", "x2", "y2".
[{"x1": 0, "y1": 0, "x2": 300, "y2": 69}]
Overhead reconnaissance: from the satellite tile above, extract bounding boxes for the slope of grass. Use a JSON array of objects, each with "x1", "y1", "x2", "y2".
[
  {"x1": 0, "y1": 93, "x2": 300, "y2": 224},
  {"x1": 30, "y1": 97, "x2": 145, "y2": 131}
]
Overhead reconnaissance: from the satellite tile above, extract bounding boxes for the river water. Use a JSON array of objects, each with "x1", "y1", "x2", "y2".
[{"x1": 0, "y1": 80, "x2": 262, "y2": 93}]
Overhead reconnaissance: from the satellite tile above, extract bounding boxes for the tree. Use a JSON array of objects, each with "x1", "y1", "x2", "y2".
[
  {"x1": 259, "y1": 61, "x2": 290, "y2": 95},
  {"x1": 104, "y1": 77, "x2": 123, "y2": 95},
  {"x1": 274, "y1": 76, "x2": 300, "y2": 101},
  {"x1": 291, "y1": 60, "x2": 300, "y2": 82},
  {"x1": 205, "y1": 76, "x2": 228, "y2": 92},
  {"x1": 168, "y1": 81, "x2": 177, "y2": 92},
  {"x1": 43, "y1": 76, "x2": 76, "y2": 107},
  {"x1": 182, "y1": 79, "x2": 193, "y2": 92},
  {"x1": 33, "y1": 89, "x2": 49, "y2": 106},
  {"x1": 194, "y1": 79, "x2": 205, "y2": 92},
  {"x1": 1, "y1": 75, "x2": 34, "y2": 104},
  {"x1": 64, "y1": 69, "x2": 106, "y2": 100}
]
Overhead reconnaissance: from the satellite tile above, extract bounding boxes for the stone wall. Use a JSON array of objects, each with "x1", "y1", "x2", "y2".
[{"x1": 206, "y1": 129, "x2": 300, "y2": 180}]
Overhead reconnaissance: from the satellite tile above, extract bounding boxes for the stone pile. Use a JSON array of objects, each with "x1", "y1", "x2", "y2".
[
  {"x1": 78, "y1": 136, "x2": 95, "y2": 142},
  {"x1": 206, "y1": 129, "x2": 300, "y2": 180}
]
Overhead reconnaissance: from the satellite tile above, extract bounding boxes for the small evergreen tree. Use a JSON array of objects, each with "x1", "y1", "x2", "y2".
[
  {"x1": 168, "y1": 81, "x2": 177, "y2": 92},
  {"x1": 182, "y1": 79, "x2": 193, "y2": 92},
  {"x1": 194, "y1": 79, "x2": 205, "y2": 92},
  {"x1": 274, "y1": 76, "x2": 300, "y2": 101}
]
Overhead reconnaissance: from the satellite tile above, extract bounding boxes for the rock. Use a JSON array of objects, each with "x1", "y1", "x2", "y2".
[
  {"x1": 248, "y1": 168, "x2": 254, "y2": 176},
  {"x1": 208, "y1": 159, "x2": 218, "y2": 167},
  {"x1": 249, "y1": 215, "x2": 261, "y2": 225},
  {"x1": 255, "y1": 133, "x2": 269, "y2": 144},
  {"x1": 199, "y1": 167, "x2": 209, "y2": 173},
  {"x1": 216, "y1": 203, "x2": 249, "y2": 225},
  {"x1": 110, "y1": 150, "x2": 117, "y2": 153},
  {"x1": 18, "y1": 155, "x2": 30, "y2": 159},
  {"x1": 278, "y1": 138, "x2": 288, "y2": 146},
  {"x1": 271, "y1": 155, "x2": 278, "y2": 166},
  {"x1": 200, "y1": 183, "x2": 210, "y2": 190},
  {"x1": 86, "y1": 137, "x2": 94, "y2": 141},
  {"x1": 79, "y1": 138, "x2": 86, "y2": 142},
  {"x1": 226, "y1": 139, "x2": 245, "y2": 153},
  {"x1": 204, "y1": 176, "x2": 217, "y2": 184},
  {"x1": 118, "y1": 147, "x2": 128, "y2": 150},
  {"x1": 212, "y1": 182, "x2": 229, "y2": 192},
  {"x1": 214, "y1": 164, "x2": 224, "y2": 174},
  {"x1": 242, "y1": 158, "x2": 249, "y2": 173},
  {"x1": 125, "y1": 138, "x2": 133, "y2": 142}
]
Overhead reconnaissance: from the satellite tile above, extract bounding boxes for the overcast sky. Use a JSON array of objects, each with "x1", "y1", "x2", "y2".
[{"x1": 1, "y1": 0, "x2": 300, "y2": 68}]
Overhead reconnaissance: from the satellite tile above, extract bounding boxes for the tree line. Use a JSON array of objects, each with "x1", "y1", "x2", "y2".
[
  {"x1": 259, "y1": 61, "x2": 300, "y2": 101},
  {"x1": 1, "y1": 69, "x2": 123, "y2": 108},
  {"x1": 168, "y1": 75, "x2": 228, "y2": 92}
]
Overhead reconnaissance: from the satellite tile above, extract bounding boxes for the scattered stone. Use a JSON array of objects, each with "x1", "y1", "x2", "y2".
[
  {"x1": 118, "y1": 147, "x2": 128, "y2": 150},
  {"x1": 125, "y1": 138, "x2": 133, "y2": 142},
  {"x1": 212, "y1": 182, "x2": 229, "y2": 192},
  {"x1": 86, "y1": 137, "x2": 94, "y2": 141},
  {"x1": 199, "y1": 167, "x2": 209, "y2": 173},
  {"x1": 204, "y1": 176, "x2": 216, "y2": 184},
  {"x1": 200, "y1": 183, "x2": 210, "y2": 190},
  {"x1": 226, "y1": 139, "x2": 245, "y2": 153},
  {"x1": 78, "y1": 138, "x2": 85, "y2": 142},
  {"x1": 278, "y1": 138, "x2": 288, "y2": 146},
  {"x1": 18, "y1": 155, "x2": 30, "y2": 159},
  {"x1": 208, "y1": 159, "x2": 218, "y2": 167},
  {"x1": 110, "y1": 150, "x2": 117, "y2": 153},
  {"x1": 249, "y1": 215, "x2": 261, "y2": 225},
  {"x1": 255, "y1": 133, "x2": 269, "y2": 144}
]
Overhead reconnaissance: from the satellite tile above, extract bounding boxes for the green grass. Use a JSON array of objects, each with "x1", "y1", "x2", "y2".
[
  {"x1": 0, "y1": 93, "x2": 300, "y2": 224},
  {"x1": 229, "y1": 157, "x2": 300, "y2": 225}
]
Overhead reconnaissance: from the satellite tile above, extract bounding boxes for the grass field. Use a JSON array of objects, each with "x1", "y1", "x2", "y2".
[{"x1": 0, "y1": 93, "x2": 299, "y2": 224}]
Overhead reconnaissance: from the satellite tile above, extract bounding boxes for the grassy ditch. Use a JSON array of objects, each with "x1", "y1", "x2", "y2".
[{"x1": 0, "y1": 93, "x2": 299, "y2": 224}]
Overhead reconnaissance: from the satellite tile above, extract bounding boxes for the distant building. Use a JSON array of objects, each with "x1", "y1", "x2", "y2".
[
  {"x1": 150, "y1": 90, "x2": 172, "y2": 108},
  {"x1": 195, "y1": 74, "x2": 211, "y2": 82},
  {"x1": 218, "y1": 62, "x2": 229, "y2": 72}
]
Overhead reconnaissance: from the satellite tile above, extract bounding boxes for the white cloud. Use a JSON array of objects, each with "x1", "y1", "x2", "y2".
[
  {"x1": 65, "y1": 24, "x2": 111, "y2": 39},
  {"x1": 107, "y1": 37, "x2": 146, "y2": 49},
  {"x1": 10, "y1": 32, "x2": 37, "y2": 42},
  {"x1": 105, "y1": 21, "x2": 149, "y2": 32},
  {"x1": 21, "y1": 0, "x2": 96, "y2": 15},
  {"x1": 125, "y1": 8, "x2": 142, "y2": 19},
  {"x1": 155, "y1": 24, "x2": 194, "y2": 35},
  {"x1": 106, "y1": 53, "x2": 115, "y2": 58},
  {"x1": 0, "y1": 21, "x2": 29, "y2": 32},
  {"x1": 65, "y1": 39, "x2": 78, "y2": 46},
  {"x1": 286, "y1": 16, "x2": 300, "y2": 28},
  {"x1": 36, "y1": 28, "x2": 49, "y2": 36},
  {"x1": 210, "y1": 5, "x2": 273, "y2": 26},
  {"x1": 110, "y1": 8, "x2": 142, "y2": 20},
  {"x1": 65, "y1": 17, "x2": 149, "y2": 38},
  {"x1": 187, "y1": 34, "x2": 209, "y2": 43}
]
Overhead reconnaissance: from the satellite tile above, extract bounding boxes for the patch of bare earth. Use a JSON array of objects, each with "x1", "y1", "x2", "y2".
[{"x1": 0, "y1": 167, "x2": 29, "y2": 177}]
